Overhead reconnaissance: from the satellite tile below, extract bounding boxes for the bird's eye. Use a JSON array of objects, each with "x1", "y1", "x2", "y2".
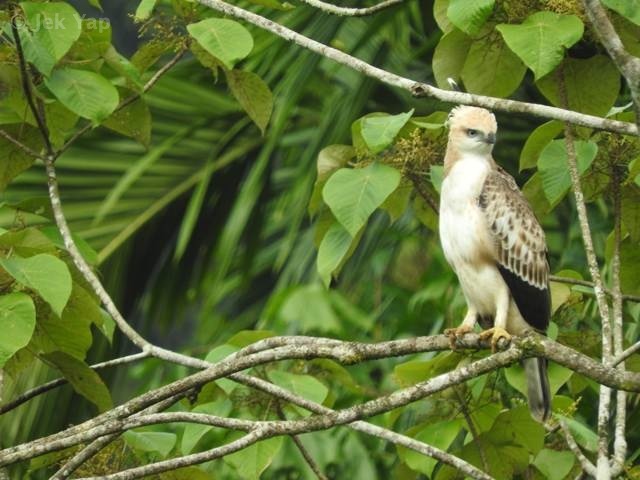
[{"x1": 467, "y1": 129, "x2": 478, "y2": 137}]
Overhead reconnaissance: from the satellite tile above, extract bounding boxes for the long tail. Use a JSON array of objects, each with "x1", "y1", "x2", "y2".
[{"x1": 523, "y1": 357, "x2": 551, "y2": 422}]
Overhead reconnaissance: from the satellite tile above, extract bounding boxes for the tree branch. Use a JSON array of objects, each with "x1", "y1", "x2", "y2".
[
  {"x1": 0, "y1": 353, "x2": 150, "y2": 416},
  {"x1": 549, "y1": 275, "x2": 640, "y2": 303},
  {"x1": 3, "y1": 334, "x2": 640, "y2": 470},
  {"x1": 0, "y1": 128, "x2": 43, "y2": 160},
  {"x1": 194, "y1": 0, "x2": 639, "y2": 136},
  {"x1": 297, "y1": 0, "x2": 405, "y2": 16},
  {"x1": 10, "y1": 9, "x2": 54, "y2": 156},
  {"x1": 609, "y1": 166, "x2": 627, "y2": 476},
  {"x1": 52, "y1": 393, "x2": 190, "y2": 480},
  {"x1": 560, "y1": 419, "x2": 597, "y2": 477},
  {"x1": 582, "y1": 0, "x2": 640, "y2": 126}
]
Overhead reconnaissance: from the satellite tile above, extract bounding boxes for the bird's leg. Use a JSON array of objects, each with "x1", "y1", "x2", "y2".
[
  {"x1": 479, "y1": 287, "x2": 512, "y2": 352},
  {"x1": 445, "y1": 308, "x2": 477, "y2": 349}
]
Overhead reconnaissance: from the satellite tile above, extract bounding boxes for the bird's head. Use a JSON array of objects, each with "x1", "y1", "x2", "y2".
[{"x1": 446, "y1": 106, "x2": 497, "y2": 155}]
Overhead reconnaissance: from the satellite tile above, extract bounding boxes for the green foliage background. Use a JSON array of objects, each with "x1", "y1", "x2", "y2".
[{"x1": 0, "y1": 0, "x2": 639, "y2": 478}]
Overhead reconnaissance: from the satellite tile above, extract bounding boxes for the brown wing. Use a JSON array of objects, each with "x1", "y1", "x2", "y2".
[{"x1": 479, "y1": 167, "x2": 550, "y2": 331}]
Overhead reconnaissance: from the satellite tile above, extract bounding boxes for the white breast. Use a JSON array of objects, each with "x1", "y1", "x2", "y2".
[
  {"x1": 439, "y1": 155, "x2": 500, "y2": 316},
  {"x1": 439, "y1": 155, "x2": 492, "y2": 266}
]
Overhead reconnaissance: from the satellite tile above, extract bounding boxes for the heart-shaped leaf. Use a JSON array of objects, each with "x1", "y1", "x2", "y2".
[
  {"x1": 497, "y1": 12, "x2": 584, "y2": 79},
  {"x1": 0, "y1": 293, "x2": 36, "y2": 367},
  {"x1": 187, "y1": 19, "x2": 253, "y2": 70},
  {"x1": 322, "y1": 162, "x2": 401, "y2": 236},
  {"x1": 0, "y1": 254, "x2": 72, "y2": 317}
]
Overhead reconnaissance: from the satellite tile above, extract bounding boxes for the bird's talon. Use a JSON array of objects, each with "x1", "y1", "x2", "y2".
[
  {"x1": 479, "y1": 327, "x2": 512, "y2": 353},
  {"x1": 444, "y1": 325, "x2": 473, "y2": 350}
]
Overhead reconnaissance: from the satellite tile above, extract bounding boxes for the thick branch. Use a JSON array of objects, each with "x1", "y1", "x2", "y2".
[
  {"x1": 195, "y1": 0, "x2": 638, "y2": 136},
  {"x1": 3, "y1": 334, "x2": 640, "y2": 468},
  {"x1": 74, "y1": 348, "x2": 515, "y2": 480}
]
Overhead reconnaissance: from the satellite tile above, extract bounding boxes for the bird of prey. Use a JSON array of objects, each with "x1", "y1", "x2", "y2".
[{"x1": 439, "y1": 106, "x2": 551, "y2": 422}]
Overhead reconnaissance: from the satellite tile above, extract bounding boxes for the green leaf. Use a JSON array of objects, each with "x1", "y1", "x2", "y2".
[
  {"x1": 433, "y1": 29, "x2": 472, "y2": 88},
  {"x1": 18, "y1": 2, "x2": 82, "y2": 76},
  {"x1": 225, "y1": 437, "x2": 283, "y2": 480},
  {"x1": 497, "y1": 12, "x2": 584, "y2": 79},
  {"x1": 398, "y1": 419, "x2": 461, "y2": 477},
  {"x1": 182, "y1": 398, "x2": 233, "y2": 454},
  {"x1": 66, "y1": 19, "x2": 112, "y2": 61},
  {"x1": 322, "y1": 162, "x2": 401, "y2": 236},
  {"x1": 360, "y1": 110, "x2": 414, "y2": 154},
  {"x1": 135, "y1": 0, "x2": 157, "y2": 20},
  {"x1": 317, "y1": 223, "x2": 352, "y2": 287},
  {"x1": 102, "y1": 93, "x2": 151, "y2": 147},
  {"x1": 447, "y1": 0, "x2": 495, "y2": 35},
  {"x1": 43, "y1": 351, "x2": 112, "y2": 411},
  {"x1": 622, "y1": 185, "x2": 640, "y2": 241},
  {"x1": 34, "y1": 283, "x2": 101, "y2": 359},
  {"x1": 88, "y1": 0, "x2": 103, "y2": 11},
  {"x1": 226, "y1": 330, "x2": 275, "y2": 348},
  {"x1": 519, "y1": 121, "x2": 563, "y2": 171},
  {"x1": 536, "y1": 56, "x2": 620, "y2": 116},
  {"x1": 0, "y1": 125, "x2": 40, "y2": 191},
  {"x1": 434, "y1": 0, "x2": 453, "y2": 32},
  {"x1": 204, "y1": 344, "x2": 240, "y2": 394},
  {"x1": 538, "y1": 139, "x2": 598, "y2": 206},
  {"x1": 45, "y1": 68, "x2": 119, "y2": 123},
  {"x1": 0, "y1": 228, "x2": 56, "y2": 257},
  {"x1": 488, "y1": 406, "x2": 545, "y2": 454},
  {"x1": 226, "y1": 70, "x2": 273, "y2": 135},
  {"x1": 534, "y1": 449, "x2": 575, "y2": 480},
  {"x1": 558, "y1": 415, "x2": 598, "y2": 451},
  {"x1": 267, "y1": 370, "x2": 328, "y2": 417},
  {"x1": 187, "y1": 19, "x2": 254, "y2": 70},
  {"x1": 603, "y1": 0, "x2": 640, "y2": 25},
  {"x1": 103, "y1": 46, "x2": 144, "y2": 90},
  {"x1": 316, "y1": 145, "x2": 355, "y2": 182},
  {"x1": 0, "y1": 253, "x2": 72, "y2": 316},
  {"x1": 0, "y1": 293, "x2": 36, "y2": 367},
  {"x1": 505, "y1": 361, "x2": 573, "y2": 398},
  {"x1": 279, "y1": 284, "x2": 341, "y2": 334},
  {"x1": 620, "y1": 237, "x2": 640, "y2": 295},
  {"x1": 461, "y1": 33, "x2": 526, "y2": 97},
  {"x1": 124, "y1": 431, "x2": 176, "y2": 458}
]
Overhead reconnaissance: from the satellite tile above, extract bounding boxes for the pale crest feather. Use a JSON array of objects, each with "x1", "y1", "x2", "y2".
[{"x1": 480, "y1": 167, "x2": 549, "y2": 289}]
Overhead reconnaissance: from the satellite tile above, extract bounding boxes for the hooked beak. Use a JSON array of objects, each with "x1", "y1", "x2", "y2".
[{"x1": 485, "y1": 132, "x2": 496, "y2": 145}]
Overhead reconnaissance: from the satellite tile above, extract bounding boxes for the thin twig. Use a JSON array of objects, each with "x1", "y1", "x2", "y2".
[
  {"x1": 276, "y1": 404, "x2": 328, "y2": 480},
  {"x1": 10, "y1": 10, "x2": 53, "y2": 156},
  {"x1": 0, "y1": 353, "x2": 150, "y2": 416},
  {"x1": 297, "y1": 0, "x2": 405, "y2": 16},
  {"x1": 582, "y1": 0, "x2": 640, "y2": 126},
  {"x1": 559, "y1": 419, "x2": 597, "y2": 477},
  {"x1": 0, "y1": 128, "x2": 43, "y2": 160},
  {"x1": 453, "y1": 387, "x2": 488, "y2": 473},
  {"x1": 408, "y1": 173, "x2": 439, "y2": 213},
  {"x1": 550, "y1": 275, "x2": 640, "y2": 304},
  {"x1": 560, "y1": 68, "x2": 613, "y2": 476},
  {"x1": 194, "y1": 0, "x2": 639, "y2": 136}
]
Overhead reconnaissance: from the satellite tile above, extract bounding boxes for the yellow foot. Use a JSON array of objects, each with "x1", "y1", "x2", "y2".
[
  {"x1": 479, "y1": 327, "x2": 512, "y2": 352},
  {"x1": 444, "y1": 325, "x2": 474, "y2": 349}
]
